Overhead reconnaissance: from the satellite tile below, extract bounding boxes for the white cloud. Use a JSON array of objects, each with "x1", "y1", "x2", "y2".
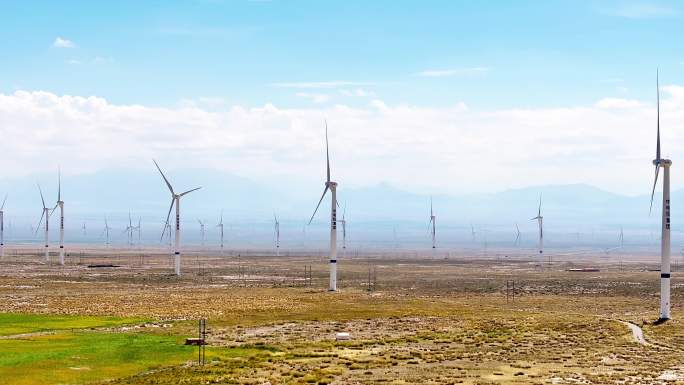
[
  {"x1": 272, "y1": 81, "x2": 375, "y2": 89},
  {"x1": 53, "y1": 37, "x2": 76, "y2": 48},
  {"x1": 595, "y1": 98, "x2": 643, "y2": 109},
  {"x1": 67, "y1": 59, "x2": 81, "y2": 65},
  {"x1": 416, "y1": 67, "x2": 489, "y2": 77},
  {"x1": 0, "y1": 89, "x2": 681, "y2": 195},
  {"x1": 295, "y1": 92, "x2": 331, "y2": 104}
]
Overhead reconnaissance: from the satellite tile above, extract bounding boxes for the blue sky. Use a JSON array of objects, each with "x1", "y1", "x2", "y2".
[
  {"x1": 2, "y1": 1, "x2": 683, "y2": 109},
  {"x1": 1, "y1": 1, "x2": 684, "y2": 198}
]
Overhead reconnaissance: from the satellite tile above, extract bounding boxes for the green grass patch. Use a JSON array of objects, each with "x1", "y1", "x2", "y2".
[
  {"x1": 0, "y1": 313, "x2": 145, "y2": 336},
  {"x1": 0, "y1": 331, "x2": 194, "y2": 385}
]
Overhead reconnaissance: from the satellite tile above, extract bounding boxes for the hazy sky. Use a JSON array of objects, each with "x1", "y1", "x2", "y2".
[{"x1": 1, "y1": 1, "x2": 684, "y2": 195}]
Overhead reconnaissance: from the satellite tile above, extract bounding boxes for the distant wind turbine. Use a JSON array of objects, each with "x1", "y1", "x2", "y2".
[
  {"x1": 198, "y1": 219, "x2": 206, "y2": 247},
  {"x1": 36, "y1": 184, "x2": 51, "y2": 262},
  {"x1": 514, "y1": 224, "x2": 521, "y2": 246},
  {"x1": 428, "y1": 197, "x2": 436, "y2": 249},
  {"x1": 154, "y1": 160, "x2": 201, "y2": 276},
  {"x1": 650, "y1": 71, "x2": 672, "y2": 321},
  {"x1": 531, "y1": 194, "x2": 543, "y2": 259},
  {"x1": 471, "y1": 223, "x2": 477, "y2": 241},
  {"x1": 619, "y1": 226, "x2": 624, "y2": 249},
  {"x1": 217, "y1": 211, "x2": 224, "y2": 255},
  {"x1": 102, "y1": 216, "x2": 111, "y2": 246},
  {"x1": 307, "y1": 121, "x2": 339, "y2": 291},
  {"x1": 54, "y1": 169, "x2": 65, "y2": 265},
  {"x1": 340, "y1": 204, "x2": 347, "y2": 250},
  {"x1": 0, "y1": 194, "x2": 6, "y2": 257},
  {"x1": 274, "y1": 214, "x2": 280, "y2": 256}
]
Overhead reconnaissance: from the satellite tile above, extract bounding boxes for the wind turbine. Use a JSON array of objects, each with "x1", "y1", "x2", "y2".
[
  {"x1": 36, "y1": 184, "x2": 51, "y2": 262},
  {"x1": 198, "y1": 219, "x2": 206, "y2": 247},
  {"x1": 619, "y1": 226, "x2": 624, "y2": 249},
  {"x1": 0, "y1": 194, "x2": 6, "y2": 257},
  {"x1": 154, "y1": 160, "x2": 201, "y2": 276},
  {"x1": 514, "y1": 224, "x2": 521, "y2": 246},
  {"x1": 217, "y1": 211, "x2": 224, "y2": 255},
  {"x1": 123, "y1": 211, "x2": 135, "y2": 247},
  {"x1": 471, "y1": 223, "x2": 477, "y2": 242},
  {"x1": 650, "y1": 71, "x2": 672, "y2": 321},
  {"x1": 82, "y1": 222, "x2": 87, "y2": 236},
  {"x1": 428, "y1": 197, "x2": 436, "y2": 249},
  {"x1": 102, "y1": 216, "x2": 111, "y2": 247},
  {"x1": 531, "y1": 194, "x2": 543, "y2": 260},
  {"x1": 274, "y1": 214, "x2": 280, "y2": 256},
  {"x1": 308, "y1": 121, "x2": 339, "y2": 291},
  {"x1": 137, "y1": 217, "x2": 142, "y2": 245},
  {"x1": 54, "y1": 169, "x2": 65, "y2": 265},
  {"x1": 340, "y1": 204, "x2": 347, "y2": 250}
]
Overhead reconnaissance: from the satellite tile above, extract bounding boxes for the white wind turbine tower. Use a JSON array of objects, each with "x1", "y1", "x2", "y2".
[
  {"x1": 308, "y1": 121, "x2": 339, "y2": 292},
  {"x1": 197, "y1": 219, "x2": 206, "y2": 247},
  {"x1": 54, "y1": 170, "x2": 66, "y2": 265},
  {"x1": 36, "y1": 185, "x2": 51, "y2": 262},
  {"x1": 650, "y1": 71, "x2": 672, "y2": 321},
  {"x1": 0, "y1": 194, "x2": 6, "y2": 257},
  {"x1": 217, "y1": 211, "x2": 224, "y2": 255},
  {"x1": 471, "y1": 223, "x2": 477, "y2": 242},
  {"x1": 154, "y1": 160, "x2": 201, "y2": 277},
  {"x1": 428, "y1": 198, "x2": 436, "y2": 249},
  {"x1": 82, "y1": 222, "x2": 87, "y2": 236},
  {"x1": 274, "y1": 214, "x2": 280, "y2": 256},
  {"x1": 531, "y1": 194, "x2": 543, "y2": 260}
]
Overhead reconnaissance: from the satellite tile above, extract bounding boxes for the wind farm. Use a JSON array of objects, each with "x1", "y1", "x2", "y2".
[{"x1": 3, "y1": 2, "x2": 684, "y2": 384}]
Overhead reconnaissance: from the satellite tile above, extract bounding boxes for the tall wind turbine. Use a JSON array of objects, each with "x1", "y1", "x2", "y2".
[
  {"x1": 0, "y1": 194, "x2": 6, "y2": 257},
  {"x1": 217, "y1": 211, "x2": 224, "y2": 255},
  {"x1": 308, "y1": 121, "x2": 339, "y2": 291},
  {"x1": 514, "y1": 223, "x2": 521, "y2": 246},
  {"x1": 54, "y1": 170, "x2": 65, "y2": 265},
  {"x1": 36, "y1": 184, "x2": 51, "y2": 262},
  {"x1": 531, "y1": 194, "x2": 543, "y2": 260},
  {"x1": 274, "y1": 214, "x2": 280, "y2": 256},
  {"x1": 428, "y1": 197, "x2": 436, "y2": 249},
  {"x1": 154, "y1": 160, "x2": 201, "y2": 276},
  {"x1": 650, "y1": 71, "x2": 672, "y2": 321},
  {"x1": 471, "y1": 223, "x2": 477, "y2": 242}
]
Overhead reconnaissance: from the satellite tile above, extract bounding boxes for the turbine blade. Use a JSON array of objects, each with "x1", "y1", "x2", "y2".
[
  {"x1": 36, "y1": 210, "x2": 45, "y2": 234},
  {"x1": 308, "y1": 186, "x2": 329, "y2": 225},
  {"x1": 1, "y1": 193, "x2": 7, "y2": 210},
  {"x1": 153, "y1": 159, "x2": 175, "y2": 194},
  {"x1": 650, "y1": 165, "x2": 660, "y2": 214},
  {"x1": 538, "y1": 193, "x2": 542, "y2": 217},
  {"x1": 656, "y1": 69, "x2": 661, "y2": 161},
  {"x1": 161, "y1": 198, "x2": 174, "y2": 241},
  {"x1": 57, "y1": 167, "x2": 61, "y2": 202},
  {"x1": 180, "y1": 187, "x2": 201, "y2": 196},
  {"x1": 325, "y1": 120, "x2": 331, "y2": 183},
  {"x1": 37, "y1": 183, "x2": 46, "y2": 209}
]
